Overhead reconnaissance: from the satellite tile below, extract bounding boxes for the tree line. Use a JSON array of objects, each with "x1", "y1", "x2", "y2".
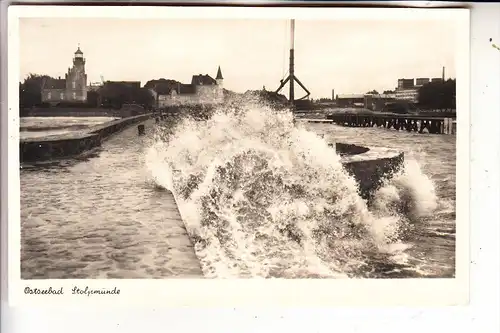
[
  {"x1": 417, "y1": 79, "x2": 456, "y2": 111},
  {"x1": 98, "y1": 81, "x2": 154, "y2": 109},
  {"x1": 19, "y1": 73, "x2": 155, "y2": 111},
  {"x1": 19, "y1": 74, "x2": 53, "y2": 109}
]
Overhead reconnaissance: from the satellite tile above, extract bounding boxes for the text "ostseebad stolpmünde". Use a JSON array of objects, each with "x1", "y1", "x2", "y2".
[{"x1": 24, "y1": 286, "x2": 121, "y2": 296}]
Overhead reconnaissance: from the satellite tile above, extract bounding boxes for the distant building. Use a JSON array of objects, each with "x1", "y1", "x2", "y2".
[
  {"x1": 104, "y1": 81, "x2": 141, "y2": 89},
  {"x1": 415, "y1": 78, "x2": 430, "y2": 86},
  {"x1": 396, "y1": 78, "x2": 419, "y2": 103},
  {"x1": 364, "y1": 95, "x2": 374, "y2": 110},
  {"x1": 369, "y1": 93, "x2": 397, "y2": 111},
  {"x1": 395, "y1": 88, "x2": 419, "y2": 103},
  {"x1": 392, "y1": 70, "x2": 446, "y2": 104},
  {"x1": 397, "y1": 78, "x2": 414, "y2": 89},
  {"x1": 98, "y1": 81, "x2": 142, "y2": 105},
  {"x1": 150, "y1": 66, "x2": 224, "y2": 108},
  {"x1": 382, "y1": 101, "x2": 418, "y2": 114},
  {"x1": 378, "y1": 93, "x2": 397, "y2": 99},
  {"x1": 41, "y1": 46, "x2": 88, "y2": 104},
  {"x1": 335, "y1": 93, "x2": 390, "y2": 110},
  {"x1": 87, "y1": 82, "x2": 102, "y2": 92},
  {"x1": 336, "y1": 93, "x2": 365, "y2": 108}
]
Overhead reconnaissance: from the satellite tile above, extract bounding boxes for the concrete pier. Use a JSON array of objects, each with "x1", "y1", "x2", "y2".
[
  {"x1": 20, "y1": 120, "x2": 203, "y2": 278},
  {"x1": 20, "y1": 114, "x2": 151, "y2": 163},
  {"x1": 156, "y1": 189, "x2": 204, "y2": 277}
]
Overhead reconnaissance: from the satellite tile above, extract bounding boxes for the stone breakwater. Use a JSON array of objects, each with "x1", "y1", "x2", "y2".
[
  {"x1": 296, "y1": 119, "x2": 405, "y2": 199},
  {"x1": 334, "y1": 142, "x2": 404, "y2": 200},
  {"x1": 20, "y1": 114, "x2": 151, "y2": 163}
]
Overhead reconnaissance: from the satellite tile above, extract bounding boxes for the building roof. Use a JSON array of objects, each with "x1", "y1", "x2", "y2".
[
  {"x1": 395, "y1": 87, "x2": 419, "y2": 92},
  {"x1": 144, "y1": 79, "x2": 179, "y2": 94},
  {"x1": 42, "y1": 78, "x2": 66, "y2": 90},
  {"x1": 150, "y1": 82, "x2": 196, "y2": 95},
  {"x1": 178, "y1": 84, "x2": 195, "y2": 94},
  {"x1": 337, "y1": 93, "x2": 365, "y2": 99},
  {"x1": 191, "y1": 74, "x2": 216, "y2": 86},
  {"x1": 153, "y1": 85, "x2": 173, "y2": 95},
  {"x1": 216, "y1": 66, "x2": 223, "y2": 80},
  {"x1": 105, "y1": 81, "x2": 141, "y2": 88},
  {"x1": 364, "y1": 93, "x2": 397, "y2": 99},
  {"x1": 75, "y1": 46, "x2": 83, "y2": 55},
  {"x1": 377, "y1": 94, "x2": 397, "y2": 99},
  {"x1": 148, "y1": 81, "x2": 197, "y2": 95},
  {"x1": 148, "y1": 72, "x2": 219, "y2": 96}
]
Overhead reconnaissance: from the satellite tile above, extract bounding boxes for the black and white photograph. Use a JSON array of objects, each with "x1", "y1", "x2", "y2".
[{"x1": 10, "y1": 6, "x2": 468, "y2": 290}]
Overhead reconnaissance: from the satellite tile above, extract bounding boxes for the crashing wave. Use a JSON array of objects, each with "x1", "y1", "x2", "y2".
[{"x1": 145, "y1": 99, "x2": 438, "y2": 278}]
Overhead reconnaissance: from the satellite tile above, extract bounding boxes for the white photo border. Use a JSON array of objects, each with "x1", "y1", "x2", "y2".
[{"x1": 5, "y1": 5, "x2": 473, "y2": 310}]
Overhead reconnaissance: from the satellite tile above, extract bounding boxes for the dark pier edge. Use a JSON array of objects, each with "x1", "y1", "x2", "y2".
[
  {"x1": 334, "y1": 142, "x2": 370, "y2": 156},
  {"x1": 332, "y1": 142, "x2": 404, "y2": 201},
  {"x1": 20, "y1": 114, "x2": 152, "y2": 163}
]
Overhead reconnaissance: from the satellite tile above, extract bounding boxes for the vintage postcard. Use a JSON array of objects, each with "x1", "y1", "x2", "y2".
[{"x1": 8, "y1": 5, "x2": 470, "y2": 306}]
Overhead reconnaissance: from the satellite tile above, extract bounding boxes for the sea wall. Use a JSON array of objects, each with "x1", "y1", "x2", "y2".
[
  {"x1": 20, "y1": 114, "x2": 151, "y2": 163},
  {"x1": 20, "y1": 133, "x2": 100, "y2": 163},
  {"x1": 335, "y1": 143, "x2": 404, "y2": 200},
  {"x1": 88, "y1": 114, "x2": 150, "y2": 141}
]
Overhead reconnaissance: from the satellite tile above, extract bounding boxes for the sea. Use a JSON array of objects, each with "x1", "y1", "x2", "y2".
[
  {"x1": 20, "y1": 116, "x2": 119, "y2": 139},
  {"x1": 20, "y1": 104, "x2": 456, "y2": 279}
]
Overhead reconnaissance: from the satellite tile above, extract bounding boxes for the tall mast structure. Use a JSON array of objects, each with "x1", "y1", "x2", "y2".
[{"x1": 275, "y1": 19, "x2": 310, "y2": 107}]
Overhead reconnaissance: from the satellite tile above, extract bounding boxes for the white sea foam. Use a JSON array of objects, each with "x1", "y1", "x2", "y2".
[{"x1": 145, "y1": 100, "x2": 439, "y2": 278}]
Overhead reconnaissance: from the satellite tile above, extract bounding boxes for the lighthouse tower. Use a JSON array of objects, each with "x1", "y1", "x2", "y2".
[{"x1": 65, "y1": 45, "x2": 88, "y2": 102}]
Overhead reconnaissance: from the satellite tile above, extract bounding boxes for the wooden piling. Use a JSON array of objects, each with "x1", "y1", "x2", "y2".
[
  {"x1": 442, "y1": 118, "x2": 453, "y2": 135},
  {"x1": 138, "y1": 124, "x2": 145, "y2": 136}
]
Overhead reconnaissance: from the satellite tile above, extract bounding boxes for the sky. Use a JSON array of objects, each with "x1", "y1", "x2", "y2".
[{"x1": 19, "y1": 17, "x2": 458, "y2": 99}]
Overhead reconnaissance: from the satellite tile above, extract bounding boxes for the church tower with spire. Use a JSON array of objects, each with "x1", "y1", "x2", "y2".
[
  {"x1": 65, "y1": 45, "x2": 88, "y2": 102},
  {"x1": 216, "y1": 66, "x2": 224, "y2": 87},
  {"x1": 215, "y1": 66, "x2": 224, "y2": 102}
]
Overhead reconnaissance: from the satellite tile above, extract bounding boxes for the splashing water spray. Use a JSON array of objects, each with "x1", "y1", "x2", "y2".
[{"x1": 144, "y1": 20, "x2": 439, "y2": 278}]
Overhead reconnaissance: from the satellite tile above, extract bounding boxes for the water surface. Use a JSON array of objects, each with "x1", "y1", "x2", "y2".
[
  {"x1": 20, "y1": 116, "x2": 118, "y2": 140},
  {"x1": 20, "y1": 108, "x2": 456, "y2": 279}
]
